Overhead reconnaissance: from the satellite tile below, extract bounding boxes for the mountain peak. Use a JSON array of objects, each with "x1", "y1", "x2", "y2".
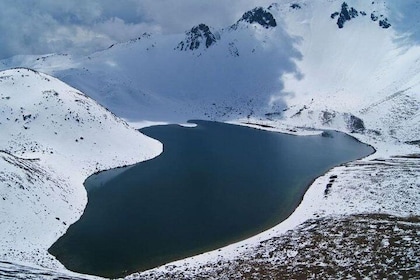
[
  {"x1": 177, "y1": 23, "x2": 219, "y2": 51},
  {"x1": 236, "y1": 7, "x2": 277, "y2": 29},
  {"x1": 330, "y1": 2, "x2": 391, "y2": 29}
]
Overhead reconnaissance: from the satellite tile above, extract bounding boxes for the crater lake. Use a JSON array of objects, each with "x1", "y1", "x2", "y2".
[{"x1": 49, "y1": 120, "x2": 374, "y2": 278}]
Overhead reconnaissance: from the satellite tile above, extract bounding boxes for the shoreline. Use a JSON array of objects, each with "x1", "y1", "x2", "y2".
[
  {"x1": 128, "y1": 118, "x2": 419, "y2": 278},
  {"x1": 48, "y1": 119, "x2": 375, "y2": 278},
  {"x1": 76, "y1": 119, "x2": 378, "y2": 278},
  {"x1": 66, "y1": 120, "x2": 370, "y2": 277},
  {"x1": 2, "y1": 117, "x2": 418, "y2": 279}
]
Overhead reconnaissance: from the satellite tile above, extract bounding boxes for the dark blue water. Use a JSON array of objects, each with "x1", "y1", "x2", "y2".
[{"x1": 49, "y1": 120, "x2": 374, "y2": 278}]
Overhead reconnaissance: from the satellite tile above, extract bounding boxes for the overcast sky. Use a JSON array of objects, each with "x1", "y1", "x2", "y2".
[{"x1": 0, "y1": 0, "x2": 274, "y2": 59}]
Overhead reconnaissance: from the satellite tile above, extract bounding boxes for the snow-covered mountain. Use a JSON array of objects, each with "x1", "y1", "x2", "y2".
[
  {"x1": 2, "y1": 1, "x2": 419, "y2": 138},
  {"x1": 0, "y1": 68, "x2": 161, "y2": 274},
  {"x1": 0, "y1": 0, "x2": 419, "y2": 278},
  {"x1": 1, "y1": 5, "x2": 300, "y2": 122}
]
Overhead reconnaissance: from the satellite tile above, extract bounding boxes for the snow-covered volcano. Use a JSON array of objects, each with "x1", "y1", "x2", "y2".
[{"x1": 0, "y1": 0, "x2": 419, "y2": 279}]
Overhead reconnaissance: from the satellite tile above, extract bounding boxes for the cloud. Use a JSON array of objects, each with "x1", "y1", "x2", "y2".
[
  {"x1": 387, "y1": 0, "x2": 420, "y2": 43},
  {"x1": 0, "y1": 0, "x2": 274, "y2": 59},
  {"x1": 136, "y1": 0, "x2": 274, "y2": 34}
]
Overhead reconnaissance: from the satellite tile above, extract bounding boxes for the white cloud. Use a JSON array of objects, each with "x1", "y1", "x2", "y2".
[
  {"x1": 137, "y1": 0, "x2": 275, "y2": 34},
  {"x1": 93, "y1": 17, "x2": 161, "y2": 42},
  {"x1": 0, "y1": 0, "x2": 274, "y2": 59}
]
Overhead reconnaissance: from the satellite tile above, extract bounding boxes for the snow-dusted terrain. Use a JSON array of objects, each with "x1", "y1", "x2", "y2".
[
  {"x1": 0, "y1": 0, "x2": 419, "y2": 278},
  {"x1": 0, "y1": 68, "x2": 161, "y2": 277}
]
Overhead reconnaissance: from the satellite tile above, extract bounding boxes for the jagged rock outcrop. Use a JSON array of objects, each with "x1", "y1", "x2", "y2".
[
  {"x1": 177, "y1": 24, "x2": 218, "y2": 51},
  {"x1": 371, "y1": 12, "x2": 391, "y2": 28},
  {"x1": 345, "y1": 113, "x2": 365, "y2": 133},
  {"x1": 234, "y1": 7, "x2": 277, "y2": 29},
  {"x1": 331, "y1": 2, "x2": 359, "y2": 28},
  {"x1": 331, "y1": 2, "x2": 391, "y2": 29}
]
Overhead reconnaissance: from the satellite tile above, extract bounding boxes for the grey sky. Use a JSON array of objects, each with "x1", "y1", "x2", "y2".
[{"x1": 0, "y1": 0, "x2": 274, "y2": 59}]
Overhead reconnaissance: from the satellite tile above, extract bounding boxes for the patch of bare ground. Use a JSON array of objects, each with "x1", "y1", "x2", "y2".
[{"x1": 134, "y1": 214, "x2": 419, "y2": 279}]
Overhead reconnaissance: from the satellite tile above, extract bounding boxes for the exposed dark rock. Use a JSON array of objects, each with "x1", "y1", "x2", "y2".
[
  {"x1": 228, "y1": 42, "x2": 239, "y2": 57},
  {"x1": 368, "y1": 129, "x2": 382, "y2": 136},
  {"x1": 177, "y1": 24, "x2": 218, "y2": 51},
  {"x1": 244, "y1": 122, "x2": 275, "y2": 129},
  {"x1": 265, "y1": 112, "x2": 283, "y2": 118},
  {"x1": 379, "y1": 18, "x2": 391, "y2": 28},
  {"x1": 324, "y1": 187, "x2": 331, "y2": 196},
  {"x1": 237, "y1": 7, "x2": 277, "y2": 29},
  {"x1": 331, "y1": 12, "x2": 339, "y2": 19},
  {"x1": 290, "y1": 105, "x2": 308, "y2": 118},
  {"x1": 405, "y1": 140, "x2": 420, "y2": 146},
  {"x1": 370, "y1": 12, "x2": 391, "y2": 28},
  {"x1": 331, "y1": 2, "x2": 390, "y2": 29},
  {"x1": 321, "y1": 131, "x2": 334, "y2": 138},
  {"x1": 336, "y1": 2, "x2": 359, "y2": 28},
  {"x1": 325, "y1": 182, "x2": 333, "y2": 195},
  {"x1": 346, "y1": 114, "x2": 365, "y2": 133},
  {"x1": 290, "y1": 4, "x2": 301, "y2": 9},
  {"x1": 321, "y1": 110, "x2": 336, "y2": 125}
]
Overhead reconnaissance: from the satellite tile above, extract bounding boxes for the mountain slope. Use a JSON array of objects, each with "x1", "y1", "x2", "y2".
[
  {"x1": 1, "y1": 1, "x2": 418, "y2": 140},
  {"x1": 1, "y1": 6, "x2": 301, "y2": 122},
  {"x1": 235, "y1": 1, "x2": 420, "y2": 158},
  {"x1": 0, "y1": 0, "x2": 419, "y2": 278},
  {"x1": 0, "y1": 68, "x2": 161, "y2": 270}
]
